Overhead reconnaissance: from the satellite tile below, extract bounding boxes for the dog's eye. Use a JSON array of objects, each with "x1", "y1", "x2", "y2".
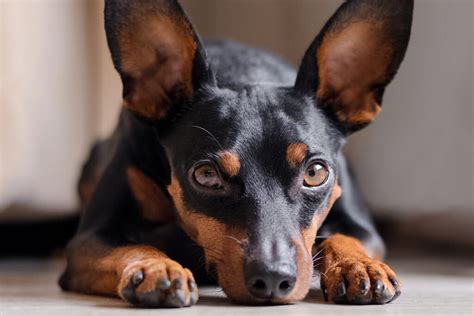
[
  {"x1": 303, "y1": 162, "x2": 329, "y2": 187},
  {"x1": 193, "y1": 164, "x2": 223, "y2": 189}
]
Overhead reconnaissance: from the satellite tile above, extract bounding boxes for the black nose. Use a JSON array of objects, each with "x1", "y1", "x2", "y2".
[{"x1": 244, "y1": 260, "x2": 296, "y2": 299}]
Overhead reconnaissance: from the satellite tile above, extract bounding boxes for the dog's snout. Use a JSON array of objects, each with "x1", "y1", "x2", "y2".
[{"x1": 244, "y1": 260, "x2": 296, "y2": 300}]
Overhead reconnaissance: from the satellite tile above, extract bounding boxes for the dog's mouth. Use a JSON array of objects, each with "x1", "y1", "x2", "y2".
[{"x1": 204, "y1": 236, "x2": 314, "y2": 305}]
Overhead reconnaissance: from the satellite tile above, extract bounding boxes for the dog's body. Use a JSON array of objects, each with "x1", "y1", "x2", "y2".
[{"x1": 61, "y1": 0, "x2": 413, "y2": 308}]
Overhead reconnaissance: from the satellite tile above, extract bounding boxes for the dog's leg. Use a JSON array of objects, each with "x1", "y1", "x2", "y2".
[
  {"x1": 316, "y1": 156, "x2": 401, "y2": 304},
  {"x1": 60, "y1": 233, "x2": 198, "y2": 307},
  {"x1": 61, "y1": 127, "x2": 198, "y2": 308}
]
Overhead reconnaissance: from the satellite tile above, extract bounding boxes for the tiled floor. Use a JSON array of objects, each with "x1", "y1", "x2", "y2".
[{"x1": 0, "y1": 251, "x2": 472, "y2": 316}]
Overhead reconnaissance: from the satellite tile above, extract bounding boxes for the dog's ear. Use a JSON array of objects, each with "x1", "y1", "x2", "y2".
[
  {"x1": 295, "y1": 0, "x2": 413, "y2": 133},
  {"x1": 105, "y1": 0, "x2": 215, "y2": 122}
]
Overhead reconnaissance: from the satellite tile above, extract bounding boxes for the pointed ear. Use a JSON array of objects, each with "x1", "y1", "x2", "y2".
[
  {"x1": 295, "y1": 0, "x2": 413, "y2": 133},
  {"x1": 105, "y1": 0, "x2": 215, "y2": 122}
]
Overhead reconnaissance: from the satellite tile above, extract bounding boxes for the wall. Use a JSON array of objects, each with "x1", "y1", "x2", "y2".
[
  {"x1": 0, "y1": 0, "x2": 95, "y2": 218},
  {"x1": 0, "y1": 0, "x2": 472, "y2": 224}
]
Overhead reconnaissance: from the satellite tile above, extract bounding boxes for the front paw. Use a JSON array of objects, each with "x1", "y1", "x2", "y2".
[
  {"x1": 118, "y1": 258, "x2": 198, "y2": 308},
  {"x1": 320, "y1": 257, "x2": 401, "y2": 305}
]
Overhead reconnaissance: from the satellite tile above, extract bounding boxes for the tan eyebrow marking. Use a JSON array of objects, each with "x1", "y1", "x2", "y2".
[
  {"x1": 287, "y1": 143, "x2": 308, "y2": 168},
  {"x1": 218, "y1": 151, "x2": 241, "y2": 177}
]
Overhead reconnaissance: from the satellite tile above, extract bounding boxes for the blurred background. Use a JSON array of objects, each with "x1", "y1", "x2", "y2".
[{"x1": 0, "y1": 0, "x2": 472, "y2": 255}]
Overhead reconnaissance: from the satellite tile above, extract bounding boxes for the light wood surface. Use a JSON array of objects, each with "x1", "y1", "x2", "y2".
[{"x1": 0, "y1": 252, "x2": 472, "y2": 316}]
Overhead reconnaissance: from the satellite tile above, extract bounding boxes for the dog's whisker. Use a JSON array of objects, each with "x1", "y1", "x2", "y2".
[
  {"x1": 192, "y1": 125, "x2": 224, "y2": 150},
  {"x1": 222, "y1": 235, "x2": 243, "y2": 246},
  {"x1": 204, "y1": 254, "x2": 224, "y2": 265},
  {"x1": 317, "y1": 270, "x2": 328, "y2": 280},
  {"x1": 203, "y1": 248, "x2": 222, "y2": 256},
  {"x1": 199, "y1": 245, "x2": 225, "y2": 263},
  {"x1": 314, "y1": 262, "x2": 324, "y2": 269},
  {"x1": 204, "y1": 251, "x2": 223, "y2": 261},
  {"x1": 312, "y1": 248, "x2": 324, "y2": 260}
]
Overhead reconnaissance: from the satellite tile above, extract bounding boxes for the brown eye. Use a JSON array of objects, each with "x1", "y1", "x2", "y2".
[
  {"x1": 193, "y1": 164, "x2": 223, "y2": 189},
  {"x1": 304, "y1": 162, "x2": 329, "y2": 187}
]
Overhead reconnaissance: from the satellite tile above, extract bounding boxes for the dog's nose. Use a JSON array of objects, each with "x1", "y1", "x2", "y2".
[{"x1": 244, "y1": 260, "x2": 296, "y2": 299}]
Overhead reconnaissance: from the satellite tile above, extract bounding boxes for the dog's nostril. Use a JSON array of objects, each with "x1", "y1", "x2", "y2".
[
  {"x1": 279, "y1": 280, "x2": 291, "y2": 291},
  {"x1": 253, "y1": 279, "x2": 266, "y2": 290}
]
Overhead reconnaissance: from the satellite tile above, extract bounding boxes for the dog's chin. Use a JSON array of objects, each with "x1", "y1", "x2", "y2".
[
  {"x1": 221, "y1": 285, "x2": 308, "y2": 306},
  {"x1": 227, "y1": 295, "x2": 300, "y2": 306}
]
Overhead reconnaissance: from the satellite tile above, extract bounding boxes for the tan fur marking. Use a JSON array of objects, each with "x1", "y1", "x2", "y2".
[
  {"x1": 168, "y1": 177, "x2": 250, "y2": 302},
  {"x1": 218, "y1": 151, "x2": 241, "y2": 177},
  {"x1": 289, "y1": 182, "x2": 342, "y2": 302},
  {"x1": 64, "y1": 235, "x2": 198, "y2": 304},
  {"x1": 285, "y1": 239, "x2": 314, "y2": 303},
  {"x1": 63, "y1": 236, "x2": 166, "y2": 297},
  {"x1": 316, "y1": 21, "x2": 392, "y2": 125},
  {"x1": 287, "y1": 143, "x2": 308, "y2": 168},
  {"x1": 127, "y1": 166, "x2": 175, "y2": 223},
  {"x1": 301, "y1": 182, "x2": 342, "y2": 254}
]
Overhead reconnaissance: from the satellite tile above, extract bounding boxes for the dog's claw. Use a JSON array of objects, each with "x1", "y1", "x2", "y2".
[
  {"x1": 157, "y1": 278, "x2": 171, "y2": 290},
  {"x1": 333, "y1": 281, "x2": 347, "y2": 303},
  {"x1": 139, "y1": 290, "x2": 162, "y2": 307},
  {"x1": 320, "y1": 278, "x2": 328, "y2": 302},
  {"x1": 389, "y1": 276, "x2": 402, "y2": 302},
  {"x1": 374, "y1": 280, "x2": 384, "y2": 296},
  {"x1": 132, "y1": 271, "x2": 144, "y2": 286},
  {"x1": 359, "y1": 280, "x2": 370, "y2": 295},
  {"x1": 389, "y1": 276, "x2": 399, "y2": 287},
  {"x1": 175, "y1": 289, "x2": 186, "y2": 305},
  {"x1": 188, "y1": 280, "x2": 197, "y2": 291},
  {"x1": 337, "y1": 281, "x2": 346, "y2": 297},
  {"x1": 174, "y1": 278, "x2": 184, "y2": 290}
]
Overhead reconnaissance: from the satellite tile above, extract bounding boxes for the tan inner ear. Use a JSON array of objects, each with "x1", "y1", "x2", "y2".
[
  {"x1": 316, "y1": 21, "x2": 392, "y2": 125},
  {"x1": 118, "y1": 11, "x2": 197, "y2": 120}
]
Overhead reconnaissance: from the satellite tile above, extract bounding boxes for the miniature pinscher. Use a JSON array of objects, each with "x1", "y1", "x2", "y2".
[{"x1": 59, "y1": 0, "x2": 413, "y2": 308}]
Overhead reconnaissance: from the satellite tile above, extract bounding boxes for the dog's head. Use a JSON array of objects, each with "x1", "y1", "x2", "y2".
[{"x1": 105, "y1": 0, "x2": 413, "y2": 304}]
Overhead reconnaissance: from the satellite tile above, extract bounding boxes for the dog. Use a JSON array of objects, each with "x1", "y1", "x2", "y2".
[{"x1": 59, "y1": 0, "x2": 413, "y2": 308}]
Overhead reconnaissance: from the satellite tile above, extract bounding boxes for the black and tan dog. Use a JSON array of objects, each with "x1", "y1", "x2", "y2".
[{"x1": 60, "y1": 0, "x2": 413, "y2": 308}]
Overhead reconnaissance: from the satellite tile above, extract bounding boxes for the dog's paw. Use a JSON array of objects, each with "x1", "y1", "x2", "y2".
[
  {"x1": 118, "y1": 258, "x2": 198, "y2": 308},
  {"x1": 320, "y1": 257, "x2": 401, "y2": 305}
]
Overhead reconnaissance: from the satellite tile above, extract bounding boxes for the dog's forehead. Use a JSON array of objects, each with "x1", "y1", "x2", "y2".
[
  {"x1": 193, "y1": 86, "x2": 338, "y2": 152},
  {"x1": 166, "y1": 85, "x2": 341, "y2": 170}
]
